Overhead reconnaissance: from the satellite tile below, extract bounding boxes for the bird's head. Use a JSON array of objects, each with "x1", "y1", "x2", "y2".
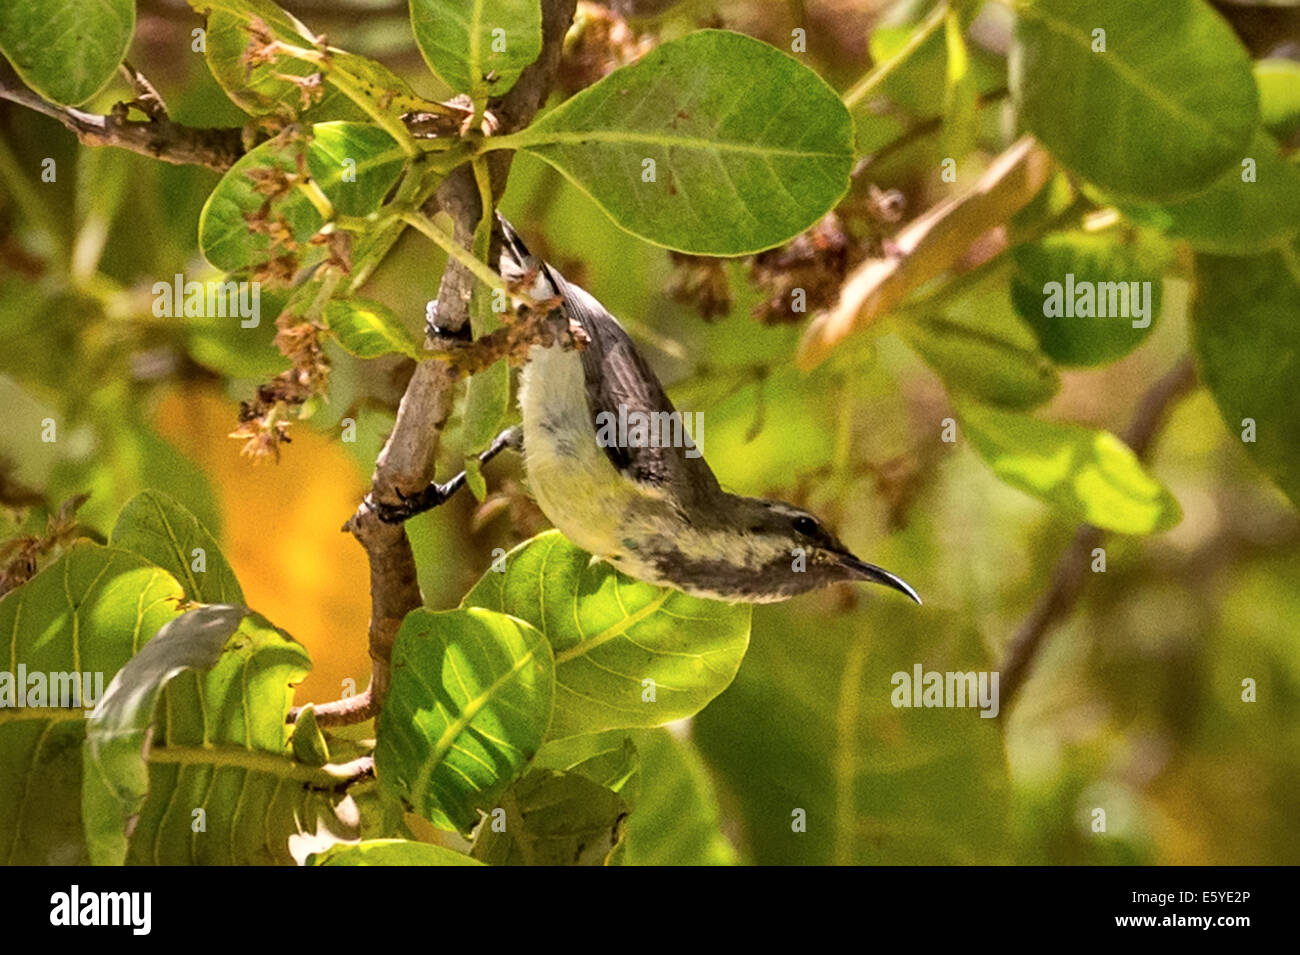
[
  {"x1": 650, "y1": 496, "x2": 921, "y2": 604},
  {"x1": 740, "y1": 498, "x2": 921, "y2": 603}
]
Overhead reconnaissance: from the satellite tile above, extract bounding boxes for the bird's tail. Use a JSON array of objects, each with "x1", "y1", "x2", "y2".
[{"x1": 494, "y1": 212, "x2": 562, "y2": 301}]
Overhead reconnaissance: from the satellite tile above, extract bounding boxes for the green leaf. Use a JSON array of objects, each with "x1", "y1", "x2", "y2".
[
  {"x1": 622, "y1": 729, "x2": 736, "y2": 865},
  {"x1": 375, "y1": 608, "x2": 554, "y2": 832},
  {"x1": 0, "y1": 0, "x2": 133, "y2": 106},
  {"x1": 1009, "y1": 231, "x2": 1163, "y2": 365},
  {"x1": 110, "y1": 490, "x2": 245, "y2": 605},
  {"x1": 958, "y1": 400, "x2": 1181, "y2": 534},
  {"x1": 1192, "y1": 242, "x2": 1300, "y2": 510},
  {"x1": 533, "y1": 731, "x2": 640, "y2": 805},
  {"x1": 0, "y1": 543, "x2": 184, "y2": 864},
  {"x1": 462, "y1": 456, "x2": 488, "y2": 502},
  {"x1": 470, "y1": 768, "x2": 628, "y2": 865},
  {"x1": 695, "y1": 603, "x2": 1011, "y2": 864},
  {"x1": 897, "y1": 268, "x2": 1059, "y2": 409},
  {"x1": 325, "y1": 298, "x2": 421, "y2": 359},
  {"x1": 1256, "y1": 58, "x2": 1300, "y2": 140},
  {"x1": 311, "y1": 839, "x2": 483, "y2": 865},
  {"x1": 199, "y1": 122, "x2": 407, "y2": 273},
  {"x1": 496, "y1": 30, "x2": 854, "y2": 254},
  {"x1": 203, "y1": 11, "x2": 359, "y2": 119},
  {"x1": 410, "y1": 0, "x2": 543, "y2": 106},
  {"x1": 82, "y1": 604, "x2": 342, "y2": 865},
  {"x1": 462, "y1": 531, "x2": 751, "y2": 739},
  {"x1": 192, "y1": 0, "x2": 418, "y2": 121},
  {"x1": 1010, "y1": 0, "x2": 1258, "y2": 200},
  {"x1": 289, "y1": 704, "x2": 330, "y2": 767},
  {"x1": 1115, "y1": 131, "x2": 1300, "y2": 255}
]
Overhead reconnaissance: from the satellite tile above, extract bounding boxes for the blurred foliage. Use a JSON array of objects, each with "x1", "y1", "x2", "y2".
[{"x1": 1, "y1": 0, "x2": 1298, "y2": 865}]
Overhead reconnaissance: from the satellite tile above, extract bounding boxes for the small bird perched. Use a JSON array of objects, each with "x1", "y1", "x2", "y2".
[{"x1": 383, "y1": 216, "x2": 920, "y2": 606}]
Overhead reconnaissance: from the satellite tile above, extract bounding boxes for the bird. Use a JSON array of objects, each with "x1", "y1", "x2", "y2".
[{"x1": 379, "y1": 214, "x2": 920, "y2": 606}]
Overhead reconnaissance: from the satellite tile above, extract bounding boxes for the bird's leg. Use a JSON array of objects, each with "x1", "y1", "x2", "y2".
[{"x1": 373, "y1": 425, "x2": 523, "y2": 524}]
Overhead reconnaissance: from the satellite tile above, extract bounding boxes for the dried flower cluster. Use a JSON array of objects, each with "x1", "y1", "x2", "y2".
[
  {"x1": 749, "y1": 212, "x2": 859, "y2": 324},
  {"x1": 556, "y1": 2, "x2": 654, "y2": 97},
  {"x1": 0, "y1": 493, "x2": 89, "y2": 596}
]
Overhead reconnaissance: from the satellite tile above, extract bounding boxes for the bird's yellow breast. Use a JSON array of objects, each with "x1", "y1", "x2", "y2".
[{"x1": 518, "y1": 344, "x2": 638, "y2": 558}]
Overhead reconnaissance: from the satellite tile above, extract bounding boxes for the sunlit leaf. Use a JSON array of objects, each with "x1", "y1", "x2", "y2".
[
  {"x1": 82, "y1": 604, "x2": 342, "y2": 865},
  {"x1": 462, "y1": 531, "x2": 751, "y2": 739},
  {"x1": 325, "y1": 298, "x2": 421, "y2": 359},
  {"x1": 0, "y1": 543, "x2": 183, "y2": 864},
  {"x1": 199, "y1": 122, "x2": 407, "y2": 273},
  {"x1": 959, "y1": 401, "x2": 1182, "y2": 534},
  {"x1": 533, "y1": 731, "x2": 640, "y2": 805},
  {"x1": 496, "y1": 30, "x2": 854, "y2": 254},
  {"x1": 375, "y1": 608, "x2": 554, "y2": 832},
  {"x1": 1256, "y1": 58, "x2": 1300, "y2": 139},
  {"x1": 110, "y1": 490, "x2": 244, "y2": 605}
]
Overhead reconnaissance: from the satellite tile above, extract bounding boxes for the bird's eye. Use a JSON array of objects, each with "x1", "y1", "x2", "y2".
[{"x1": 792, "y1": 516, "x2": 820, "y2": 537}]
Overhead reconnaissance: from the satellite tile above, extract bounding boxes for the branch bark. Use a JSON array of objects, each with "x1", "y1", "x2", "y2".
[
  {"x1": 0, "y1": 74, "x2": 247, "y2": 172},
  {"x1": 998, "y1": 356, "x2": 1199, "y2": 711},
  {"x1": 309, "y1": 0, "x2": 578, "y2": 727}
]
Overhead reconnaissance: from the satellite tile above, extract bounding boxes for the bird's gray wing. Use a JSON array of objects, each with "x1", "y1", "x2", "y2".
[{"x1": 495, "y1": 214, "x2": 720, "y2": 500}]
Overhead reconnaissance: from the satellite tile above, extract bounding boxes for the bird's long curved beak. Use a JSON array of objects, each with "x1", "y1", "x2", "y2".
[{"x1": 838, "y1": 553, "x2": 922, "y2": 605}]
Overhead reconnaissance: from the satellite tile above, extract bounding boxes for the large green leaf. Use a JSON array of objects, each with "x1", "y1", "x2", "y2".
[
  {"x1": 1010, "y1": 0, "x2": 1257, "y2": 200},
  {"x1": 1192, "y1": 242, "x2": 1300, "y2": 510},
  {"x1": 695, "y1": 603, "x2": 1011, "y2": 864},
  {"x1": 462, "y1": 531, "x2": 751, "y2": 739},
  {"x1": 493, "y1": 30, "x2": 854, "y2": 254},
  {"x1": 470, "y1": 768, "x2": 628, "y2": 865},
  {"x1": 1009, "y1": 231, "x2": 1164, "y2": 365},
  {"x1": 0, "y1": 543, "x2": 183, "y2": 864},
  {"x1": 82, "y1": 605, "x2": 342, "y2": 865},
  {"x1": 1116, "y1": 131, "x2": 1300, "y2": 255},
  {"x1": 311, "y1": 839, "x2": 483, "y2": 865},
  {"x1": 199, "y1": 122, "x2": 407, "y2": 273},
  {"x1": 0, "y1": 0, "x2": 133, "y2": 106},
  {"x1": 410, "y1": 0, "x2": 543, "y2": 106},
  {"x1": 622, "y1": 729, "x2": 736, "y2": 865},
  {"x1": 959, "y1": 401, "x2": 1182, "y2": 534},
  {"x1": 110, "y1": 490, "x2": 244, "y2": 605},
  {"x1": 375, "y1": 608, "x2": 554, "y2": 833}
]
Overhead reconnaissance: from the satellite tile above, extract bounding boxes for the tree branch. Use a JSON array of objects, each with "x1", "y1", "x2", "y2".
[
  {"x1": 998, "y1": 356, "x2": 1199, "y2": 711},
  {"x1": 305, "y1": 0, "x2": 579, "y2": 728},
  {"x1": 0, "y1": 74, "x2": 246, "y2": 172}
]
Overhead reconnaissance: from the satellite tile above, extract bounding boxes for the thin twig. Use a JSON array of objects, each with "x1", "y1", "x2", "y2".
[
  {"x1": 998, "y1": 356, "x2": 1199, "y2": 710},
  {"x1": 0, "y1": 75, "x2": 246, "y2": 172}
]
